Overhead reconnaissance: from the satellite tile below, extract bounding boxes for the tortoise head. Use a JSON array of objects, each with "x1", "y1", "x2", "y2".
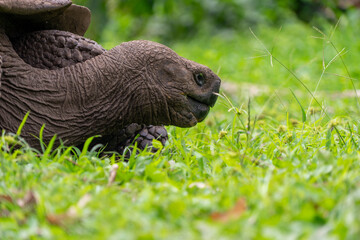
[{"x1": 119, "y1": 40, "x2": 221, "y2": 127}]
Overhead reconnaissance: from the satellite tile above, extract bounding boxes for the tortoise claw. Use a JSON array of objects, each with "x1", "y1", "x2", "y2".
[{"x1": 118, "y1": 124, "x2": 168, "y2": 156}]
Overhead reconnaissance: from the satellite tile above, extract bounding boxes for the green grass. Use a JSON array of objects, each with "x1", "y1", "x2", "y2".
[{"x1": 2, "y1": 15, "x2": 360, "y2": 239}]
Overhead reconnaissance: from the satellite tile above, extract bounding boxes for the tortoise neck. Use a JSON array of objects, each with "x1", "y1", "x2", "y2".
[
  {"x1": 0, "y1": 43, "x2": 153, "y2": 148},
  {"x1": 62, "y1": 45, "x2": 149, "y2": 127}
]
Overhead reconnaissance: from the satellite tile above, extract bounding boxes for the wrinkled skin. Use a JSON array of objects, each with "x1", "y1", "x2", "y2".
[{"x1": 0, "y1": 31, "x2": 221, "y2": 149}]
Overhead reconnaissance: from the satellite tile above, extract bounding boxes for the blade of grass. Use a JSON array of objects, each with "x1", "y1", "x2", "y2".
[
  {"x1": 43, "y1": 135, "x2": 57, "y2": 160},
  {"x1": 313, "y1": 24, "x2": 360, "y2": 110},
  {"x1": 39, "y1": 125, "x2": 46, "y2": 153},
  {"x1": 249, "y1": 28, "x2": 345, "y2": 145},
  {"x1": 347, "y1": 122, "x2": 359, "y2": 149},
  {"x1": 290, "y1": 89, "x2": 306, "y2": 123},
  {"x1": 16, "y1": 111, "x2": 30, "y2": 136},
  {"x1": 58, "y1": 146, "x2": 75, "y2": 163},
  {"x1": 79, "y1": 136, "x2": 100, "y2": 160},
  {"x1": 249, "y1": 28, "x2": 323, "y2": 109}
]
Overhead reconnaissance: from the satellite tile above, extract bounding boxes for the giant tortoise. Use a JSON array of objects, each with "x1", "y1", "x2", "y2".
[{"x1": 0, "y1": 0, "x2": 221, "y2": 153}]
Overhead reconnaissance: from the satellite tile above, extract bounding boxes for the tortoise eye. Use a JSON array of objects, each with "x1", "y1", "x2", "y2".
[{"x1": 194, "y1": 73, "x2": 205, "y2": 86}]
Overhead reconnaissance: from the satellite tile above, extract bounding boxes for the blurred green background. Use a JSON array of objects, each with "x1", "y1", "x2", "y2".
[{"x1": 73, "y1": 0, "x2": 359, "y2": 44}]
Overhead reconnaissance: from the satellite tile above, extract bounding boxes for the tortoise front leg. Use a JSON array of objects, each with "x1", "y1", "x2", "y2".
[{"x1": 90, "y1": 124, "x2": 168, "y2": 156}]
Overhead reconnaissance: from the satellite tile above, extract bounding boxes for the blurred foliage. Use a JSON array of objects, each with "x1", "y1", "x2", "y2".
[{"x1": 72, "y1": 0, "x2": 360, "y2": 45}]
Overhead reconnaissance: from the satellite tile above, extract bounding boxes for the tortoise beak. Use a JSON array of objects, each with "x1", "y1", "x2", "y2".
[
  {"x1": 187, "y1": 78, "x2": 221, "y2": 122},
  {"x1": 187, "y1": 96, "x2": 210, "y2": 122}
]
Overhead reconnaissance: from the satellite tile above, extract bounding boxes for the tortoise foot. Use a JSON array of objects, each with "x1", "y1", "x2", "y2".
[
  {"x1": 116, "y1": 124, "x2": 168, "y2": 155},
  {"x1": 87, "y1": 124, "x2": 168, "y2": 156}
]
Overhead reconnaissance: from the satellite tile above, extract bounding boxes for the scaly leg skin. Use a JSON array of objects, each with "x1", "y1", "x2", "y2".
[
  {"x1": 11, "y1": 30, "x2": 168, "y2": 155},
  {"x1": 88, "y1": 124, "x2": 168, "y2": 157}
]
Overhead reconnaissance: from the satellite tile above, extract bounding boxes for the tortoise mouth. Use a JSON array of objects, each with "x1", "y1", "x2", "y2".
[{"x1": 187, "y1": 96, "x2": 210, "y2": 122}]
